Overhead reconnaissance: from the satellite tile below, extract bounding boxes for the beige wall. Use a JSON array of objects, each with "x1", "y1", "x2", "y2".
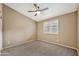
[
  {"x1": 37, "y1": 12, "x2": 77, "y2": 49},
  {"x1": 0, "y1": 4, "x2": 2, "y2": 51},
  {"x1": 3, "y1": 5, "x2": 37, "y2": 48}
]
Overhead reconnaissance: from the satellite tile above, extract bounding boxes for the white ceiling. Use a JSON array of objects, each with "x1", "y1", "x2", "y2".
[{"x1": 5, "y1": 3, "x2": 78, "y2": 22}]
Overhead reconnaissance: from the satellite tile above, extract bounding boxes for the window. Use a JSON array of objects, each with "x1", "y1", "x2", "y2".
[{"x1": 43, "y1": 20, "x2": 59, "y2": 34}]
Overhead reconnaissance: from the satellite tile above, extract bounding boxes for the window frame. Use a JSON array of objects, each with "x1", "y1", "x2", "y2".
[{"x1": 43, "y1": 19, "x2": 59, "y2": 34}]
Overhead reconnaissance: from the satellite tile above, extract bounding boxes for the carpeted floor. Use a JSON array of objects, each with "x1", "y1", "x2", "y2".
[{"x1": 1, "y1": 40, "x2": 78, "y2": 56}]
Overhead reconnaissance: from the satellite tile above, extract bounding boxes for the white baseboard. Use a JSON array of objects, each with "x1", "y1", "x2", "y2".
[
  {"x1": 2, "y1": 39, "x2": 35, "y2": 50},
  {"x1": 39, "y1": 40, "x2": 78, "y2": 51},
  {"x1": 39, "y1": 40, "x2": 79, "y2": 55},
  {"x1": 1, "y1": 39, "x2": 79, "y2": 56}
]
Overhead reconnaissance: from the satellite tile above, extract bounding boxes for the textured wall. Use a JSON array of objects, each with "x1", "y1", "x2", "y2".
[
  {"x1": 3, "y1": 5, "x2": 37, "y2": 48},
  {"x1": 37, "y1": 12, "x2": 77, "y2": 49}
]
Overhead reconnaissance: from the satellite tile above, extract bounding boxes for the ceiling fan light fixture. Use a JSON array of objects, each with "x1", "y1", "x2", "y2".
[
  {"x1": 36, "y1": 11, "x2": 40, "y2": 14},
  {"x1": 28, "y1": 4, "x2": 48, "y2": 16}
]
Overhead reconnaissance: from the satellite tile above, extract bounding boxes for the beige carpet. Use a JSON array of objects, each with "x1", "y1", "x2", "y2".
[{"x1": 1, "y1": 40, "x2": 78, "y2": 56}]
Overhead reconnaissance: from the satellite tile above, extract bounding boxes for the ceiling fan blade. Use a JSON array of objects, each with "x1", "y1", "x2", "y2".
[
  {"x1": 34, "y1": 13, "x2": 37, "y2": 16},
  {"x1": 33, "y1": 4, "x2": 37, "y2": 8},
  {"x1": 33, "y1": 4, "x2": 40, "y2": 10},
  {"x1": 39, "y1": 8, "x2": 48, "y2": 11},
  {"x1": 27, "y1": 11, "x2": 36, "y2": 12}
]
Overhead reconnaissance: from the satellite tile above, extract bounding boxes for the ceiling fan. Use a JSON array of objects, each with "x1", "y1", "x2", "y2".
[{"x1": 27, "y1": 4, "x2": 48, "y2": 16}]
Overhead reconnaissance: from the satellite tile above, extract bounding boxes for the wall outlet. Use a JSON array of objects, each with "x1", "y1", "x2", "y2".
[{"x1": 7, "y1": 41, "x2": 10, "y2": 45}]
